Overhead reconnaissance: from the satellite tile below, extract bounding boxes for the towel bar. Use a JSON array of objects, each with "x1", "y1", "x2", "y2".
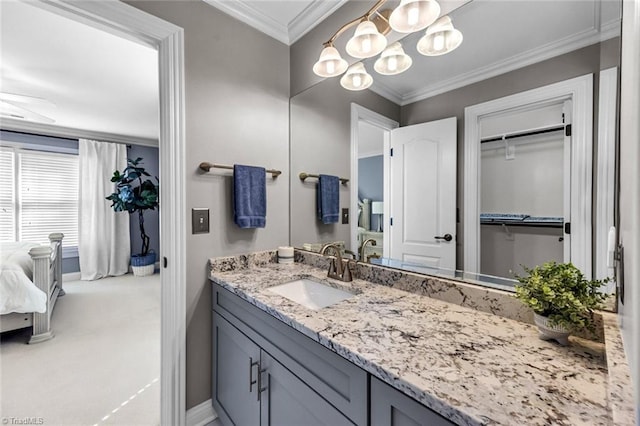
[
  {"x1": 199, "y1": 162, "x2": 281, "y2": 178},
  {"x1": 299, "y1": 172, "x2": 349, "y2": 185}
]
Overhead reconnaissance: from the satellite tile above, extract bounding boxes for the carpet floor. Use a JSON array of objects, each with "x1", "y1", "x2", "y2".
[{"x1": 0, "y1": 273, "x2": 160, "y2": 426}]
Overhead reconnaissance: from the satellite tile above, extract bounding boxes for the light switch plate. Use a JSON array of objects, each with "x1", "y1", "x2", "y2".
[
  {"x1": 342, "y1": 208, "x2": 349, "y2": 224},
  {"x1": 192, "y1": 208, "x2": 209, "y2": 234}
]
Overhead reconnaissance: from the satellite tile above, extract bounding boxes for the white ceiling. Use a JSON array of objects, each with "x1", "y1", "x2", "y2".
[
  {"x1": 0, "y1": 1, "x2": 159, "y2": 143},
  {"x1": 358, "y1": 121, "x2": 385, "y2": 158},
  {"x1": 0, "y1": 0, "x2": 622, "y2": 142}
]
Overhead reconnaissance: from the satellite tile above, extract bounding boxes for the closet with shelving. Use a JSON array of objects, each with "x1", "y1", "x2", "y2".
[{"x1": 479, "y1": 102, "x2": 569, "y2": 278}]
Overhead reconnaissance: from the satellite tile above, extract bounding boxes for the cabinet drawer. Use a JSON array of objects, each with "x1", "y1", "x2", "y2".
[{"x1": 213, "y1": 284, "x2": 368, "y2": 426}]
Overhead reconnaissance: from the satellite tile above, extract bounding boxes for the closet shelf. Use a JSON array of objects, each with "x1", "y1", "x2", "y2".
[{"x1": 480, "y1": 214, "x2": 563, "y2": 228}]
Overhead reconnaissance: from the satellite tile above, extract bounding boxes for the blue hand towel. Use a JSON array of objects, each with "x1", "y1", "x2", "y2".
[
  {"x1": 233, "y1": 164, "x2": 266, "y2": 228},
  {"x1": 317, "y1": 174, "x2": 339, "y2": 224}
]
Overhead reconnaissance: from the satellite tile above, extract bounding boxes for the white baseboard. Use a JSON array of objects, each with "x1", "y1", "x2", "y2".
[
  {"x1": 186, "y1": 399, "x2": 217, "y2": 426},
  {"x1": 62, "y1": 272, "x2": 81, "y2": 281}
]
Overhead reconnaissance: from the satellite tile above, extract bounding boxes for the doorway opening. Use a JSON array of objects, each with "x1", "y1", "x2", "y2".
[
  {"x1": 349, "y1": 104, "x2": 398, "y2": 262},
  {"x1": 10, "y1": 2, "x2": 187, "y2": 424},
  {"x1": 464, "y1": 74, "x2": 594, "y2": 278}
]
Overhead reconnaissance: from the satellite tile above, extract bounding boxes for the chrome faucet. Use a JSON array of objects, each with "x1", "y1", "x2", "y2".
[
  {"x1": 320, "y1": 243, "x2": 352, "y2": 282},
  {"x1": 360, "y1": 238, "x2": 377, "y2": 263}
]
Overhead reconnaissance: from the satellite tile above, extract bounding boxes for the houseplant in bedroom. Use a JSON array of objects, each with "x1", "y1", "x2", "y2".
[
  {"x1": 106, "y1": 157, "x2": 159, "y2": 276},
  {"x1": 515, "y1": 262, "x2": 608, "y2": 346}
]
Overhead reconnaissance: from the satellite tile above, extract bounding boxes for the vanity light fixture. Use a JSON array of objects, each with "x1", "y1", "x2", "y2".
[
  {"x1": 388, "y1": 0, "x2": 441, "y2": 33},
  {"x1": 340, "y1": 62, "x2": 373, "y2": 91},
  {"x1": 417, "y1": 15, "x2": 463, "y2": 56},
  {"x1": 312, "y1": 0, "x2": 463, "y2": 90},
  {"x1": 374, "y1": 42, "x2": 413, "y2": 75},
  {"x1": 346, "y1": 20, "x2": 388, "y2": 59}
]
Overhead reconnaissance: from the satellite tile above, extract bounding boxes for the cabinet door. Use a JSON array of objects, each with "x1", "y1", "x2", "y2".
[
  {"x1": 260, "y1": 351, "x2": 354, "y2": 426},
  {"x1": 212, "y1": 313, "x2": 261, "y2": 426},
  {"x1": 370, "y1": 378, "x2": 455, "y2": 426}
]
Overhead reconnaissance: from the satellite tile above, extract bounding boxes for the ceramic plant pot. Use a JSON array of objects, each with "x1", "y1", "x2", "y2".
[{"x1": 533, "y1": 313, "x2": 570, "y2": 346}]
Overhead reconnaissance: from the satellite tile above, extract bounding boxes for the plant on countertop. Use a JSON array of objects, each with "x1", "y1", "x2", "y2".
[
  {"x1": 515, "y1": 261, "x2": 608, "y2": 332},
  {"x1": 106, "y1": 157, "x2": 159, "y2": 257}
]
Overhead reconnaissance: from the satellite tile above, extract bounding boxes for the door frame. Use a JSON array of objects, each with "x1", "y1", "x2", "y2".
[
  {"x1": 464, "y1": 74, "x2": 594, "y2": 278},
  {"x1": 350, "y1": 104, "x2": 399, "y2": 257},
  {"x1": 27, "y1": 1, "x2": 186, "y2": 424}
]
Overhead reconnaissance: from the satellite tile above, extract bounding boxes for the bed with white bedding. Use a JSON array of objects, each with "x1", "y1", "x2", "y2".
[{"x1": 0, "y1": 233, "x2": 64, "y2": 343}]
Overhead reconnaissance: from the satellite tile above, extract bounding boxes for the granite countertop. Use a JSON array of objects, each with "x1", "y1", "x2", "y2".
[{"x1": 209, "y1": 252, "x2": 634, "y2": 426}]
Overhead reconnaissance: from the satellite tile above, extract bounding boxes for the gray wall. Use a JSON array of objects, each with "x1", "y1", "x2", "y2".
[
  {"x1": 127, "y1": 144, "x2": 160, "y2": 258},
  {"x1": 618, "y1": 0, "x2": 640, "y2": 416},
  {"x1": 126, "y1": 0, "x2": 290, "y2": 410},
  {"x1": 401, "y1": 38, "x2": 621, "y2": 270},
  {"x1": 290, "y1": 78, "x2": 399, "y2": 249},
  {"x1": 358, "y1": 155, "x2": 383, "y2": 202}
]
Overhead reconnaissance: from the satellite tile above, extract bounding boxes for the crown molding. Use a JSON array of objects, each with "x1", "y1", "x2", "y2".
[
  {"x1": 203, "y1": 0, "x2": 289, "y2": 44},
  {"x1": 288, "y1": 0, "x2": 348, "y2": 45},
  {"x1": 202, "y1": 0, "x2": 347, "y2": 46},
  {"x1": 0, "y1": 117, "x2": 158, "y2": 147},
  {"x1": 400, "y1": 21, "x2": 621, "y2": 106},
  {"x1": 368, "y1": 80, "x2": 404, "y2": 106}
]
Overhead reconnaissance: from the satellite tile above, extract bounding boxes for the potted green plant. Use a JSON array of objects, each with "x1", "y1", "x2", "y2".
[
  {"x1": 106, "y1": 157, "x2": 159, "y2": 276},
  {"x1": 515, "y1": 262, "x2": 608, "y2": 346}
]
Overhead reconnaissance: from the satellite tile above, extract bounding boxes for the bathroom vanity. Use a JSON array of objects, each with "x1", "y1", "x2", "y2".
[{"x1": 209, "y1": 250, "x2": 635, "y2": 426}]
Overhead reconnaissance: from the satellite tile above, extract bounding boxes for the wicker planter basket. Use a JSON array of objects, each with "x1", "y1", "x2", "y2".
[{"x1": 131, "y1": 252, "x2": 156, "y2": 277}]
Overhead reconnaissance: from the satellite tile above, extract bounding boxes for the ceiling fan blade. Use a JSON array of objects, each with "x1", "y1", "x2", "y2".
[
  {"x1": 0, "y1": 92, "x2": 55, "y2": 107},
  {"x1": 0, "y1": 100, "x2": 56, "y2": 124}
]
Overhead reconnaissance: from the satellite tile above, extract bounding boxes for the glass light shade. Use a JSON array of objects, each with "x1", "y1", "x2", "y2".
[
  {"x1": 371, "y1": 201, "x2": 384, "y2": 214},
  {"x1": 313, "y1": 45, "x2": 349, "y2": 77},
  {"x1": 389, "y1": 0, "x2": 440, "y2": 33},
  {"x1": 340, "y1": 62, "x2": 373, "y2": 91},
  {"x1": 417, "y1": 15, "x2": 463, "y2": 56},
  {"x1": 374, "y1": 42, "x2": 413, "y2": 75},
  {"x1": 345, "y1": 21, "x2": 387, "y2": 59}
]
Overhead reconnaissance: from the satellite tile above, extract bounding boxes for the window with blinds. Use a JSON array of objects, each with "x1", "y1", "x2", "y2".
[
  {"x1": 0, "y1": 147, "x2": 79, "y2": 248},
  {"x1": 0, "y1": 149, "x2": 15, "y2": 241}
]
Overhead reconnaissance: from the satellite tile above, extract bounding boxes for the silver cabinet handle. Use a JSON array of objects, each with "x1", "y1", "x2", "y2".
[
  {"x1": 249, "y1": 357, "x2": 259, "y2": 393},
  {"x1": 257, "y1": 366, "x2": 267, "y2": 401}
]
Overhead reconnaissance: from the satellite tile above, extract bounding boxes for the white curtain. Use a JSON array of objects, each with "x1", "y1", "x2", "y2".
[{"x1": 78, "y1": 139, "x2": 130, "y2": 280}]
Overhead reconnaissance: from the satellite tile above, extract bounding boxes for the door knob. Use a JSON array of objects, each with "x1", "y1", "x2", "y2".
[{"x1": 434, "y1": 234, "x2": 453, "y2": 242}]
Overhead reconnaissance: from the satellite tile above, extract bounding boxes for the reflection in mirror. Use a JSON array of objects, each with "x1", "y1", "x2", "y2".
[{"x1": 290, "y1": 0, "x2": 621, "y2": 300}]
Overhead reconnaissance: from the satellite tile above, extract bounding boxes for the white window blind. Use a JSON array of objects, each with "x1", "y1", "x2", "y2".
[
  {"x1": 18, "y1": 150, "x2": 79, "y2": 247},
  {"x1": 0, "y1": 149, "x2": 16, "y2": 241}
]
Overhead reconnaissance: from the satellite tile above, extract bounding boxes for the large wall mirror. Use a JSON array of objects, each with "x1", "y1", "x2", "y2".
[{"x1": 290, "y1": 0, "x2": 621, "y2": 294}]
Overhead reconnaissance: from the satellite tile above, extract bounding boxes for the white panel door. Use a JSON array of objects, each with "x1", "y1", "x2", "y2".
[{"x1": 389, "y1": 117, "x2": 457, "y2": 269}]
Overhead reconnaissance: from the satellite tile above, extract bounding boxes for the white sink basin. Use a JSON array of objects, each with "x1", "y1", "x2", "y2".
[{"x1": 267, "y1": 278, "x2": 355, "y2": 310}]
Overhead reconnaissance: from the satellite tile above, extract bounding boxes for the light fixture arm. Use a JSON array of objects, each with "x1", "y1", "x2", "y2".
[{"x1": 323, "y1": 0, "x2": 388, "y2": 46}]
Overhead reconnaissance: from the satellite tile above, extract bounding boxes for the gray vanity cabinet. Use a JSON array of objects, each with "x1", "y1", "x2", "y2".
[
  {"x1": 260, "y1": 351, "x2": 353, "y2": 425},
  {"x1": 212, "y1": 313, "x2": 261, "y2": 426},
  {"x1": 213, "y1": 306, "x2": 359, "y2": 426},
  {"x1": 213, "y1": 284, "x2": 368, "y2": 426},
  {"x1": 370, "y1": 378, "x2": 455, "y2": 426}
]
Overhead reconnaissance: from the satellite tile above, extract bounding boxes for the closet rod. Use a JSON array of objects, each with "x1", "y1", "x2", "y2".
[
  {"x1": 299, "y1": 172, "x2": 349, "y2": 185},
  {"x1": 480, "y1": 221, "x2": 563, "y2": 229},
  {"x1": 199, "y1": 162, "x2": 281, "y2": 178},
  {"x1": 480, "y1": 125, "x2": 565, "y2": 144}
]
